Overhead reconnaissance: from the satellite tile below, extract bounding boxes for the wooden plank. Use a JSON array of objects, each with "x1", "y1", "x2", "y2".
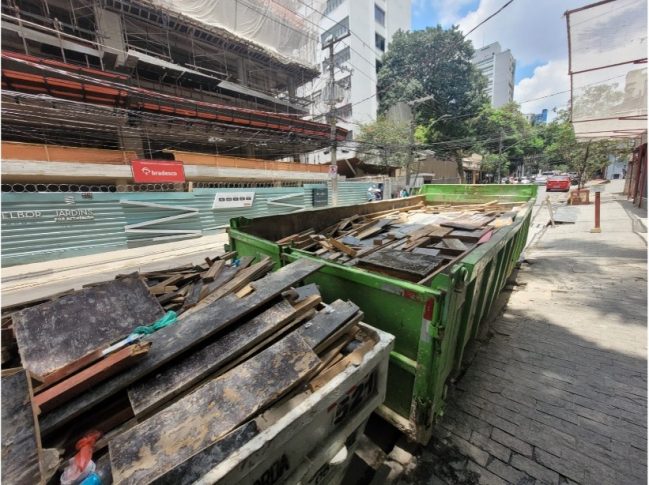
[
  {"x1": 33, "y1": 343, "x2": 151, "y2": 414},
  {"x1": 329, "y1": 238, "x2": 358, "y2": 257},
  {"x1": 295, "y1": 300, "x2": 359, "y2": 352},
  {"x1": 183, "y1": 257, "x2": 274, "y2": 317},
  {"x1": 448, "y1": 228, "x2": 489, "y2": 241},
  {"x1": 442, "y1": 238, "x2": 468, "y2": 251},
  {"x1": 33, "y1": 348, "x2": 104, "y2": 391},
  {"x1": 39, "y1": 259, "x2": 324, "y2": 435},
  {"x1": 412, "y1": 247, "x2": 441, "y2": 257},
  {"x1": 148, "y1": 275, "x2": 185, "y2": 295},
  {"x1": 149, "y1": 421, "x2": 259, "y2": 485},
  {"x1": 2, "y1": 368, "x2": 43, "y2": 485},
  {"x1": 216, "y1": 251, "x2": 237, "y2": 262},
  {"x1": 440, "y1": 220, "x2": 484, "y2": 231},
  {"x1": 201, "y1": 260, "x2": 225, "y2": 282},
  {"x1": 127, "y1": 295, "x2": 322, "y2": 417},
  {"x1": 355, "y1": 219, "x2": 392, "y2": 240},
  {"x1": 109, "y1": 333, "x2": 320, "y2": 484},
  {"x1": 13, "y1": 277, "x2": 164, "y2": 380},
  {"x1": 357, "y1": 249, "x2": 443, "y2": 282}
]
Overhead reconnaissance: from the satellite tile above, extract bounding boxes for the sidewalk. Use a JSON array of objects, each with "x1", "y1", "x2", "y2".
[
  {"x1": 1, "y1": 232, "x2": 229, "y2": 306},
  {"x1": 400, "y1": 181, "x2": 648, "y2": 484}
]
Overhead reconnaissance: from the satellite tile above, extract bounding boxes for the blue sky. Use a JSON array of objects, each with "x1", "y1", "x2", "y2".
[{"x1": 409, "y1": 0, "x2": 588, "y2": 115}]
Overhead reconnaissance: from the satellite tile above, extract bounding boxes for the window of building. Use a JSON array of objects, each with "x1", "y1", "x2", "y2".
[
  {"x1": 335, "y1": 103, "x2": 353, "y2": 120},
  {"x1": 375, "y1": 33, "x2": 385, "y2": 52},
  {"x1": 337, "y1": 75, "x2": 351, "y2": 90},
  {"x1": 321, "y1": 17, "x2": 349, "y2": 44},
  {"x1": 322, "y1": 46, "x2": 351, "y2": 72},
  {"x1": 324, "y1": 0, "x2": 345, "y2": 15},
  {"x1": 375, "y1": 4, "x2": 385, "y2": 26},
  {"x1": 376, "y1": 59, "x2": 383, "y2": 73}
]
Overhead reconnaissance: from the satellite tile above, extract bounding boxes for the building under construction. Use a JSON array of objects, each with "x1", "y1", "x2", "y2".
[{"x1": 1, "y1": 0, "x2": 346, "y2": 187}]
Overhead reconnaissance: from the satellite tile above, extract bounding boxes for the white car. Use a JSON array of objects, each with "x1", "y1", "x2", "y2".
[
  {"x1": 535, "y1": 175, "x2": 548, "y2": 185},
  {"x1": 520, "y1": 178, "x2": 531, "y2": 184}
]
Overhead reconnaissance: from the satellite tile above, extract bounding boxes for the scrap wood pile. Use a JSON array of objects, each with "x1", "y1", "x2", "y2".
[
  {"x1": 1, "y1": 257, "x2": 373, "y2": 485},
  {"x1": 275, "y1": 200, "x2": 527, "y2": 284},
  {"x1": 0, "y1": 252, "x2": 269, "y2": 367}
]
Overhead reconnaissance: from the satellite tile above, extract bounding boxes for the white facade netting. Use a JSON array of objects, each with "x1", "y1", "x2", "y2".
[
  {"x1": 567, "y1": 0, "x2": 647, "y2": 138},
  {"x1": 151, "y1": 0, "x2": 324, "y2": 67}
]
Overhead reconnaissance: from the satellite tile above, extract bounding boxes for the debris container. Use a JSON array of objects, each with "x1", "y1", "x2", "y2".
[
  {"x1": 228, "y1": 184, "x2": 537, "y2": 443},
  {"x1": 195, "y1": 324, "x2": 394, "y2": 485}
]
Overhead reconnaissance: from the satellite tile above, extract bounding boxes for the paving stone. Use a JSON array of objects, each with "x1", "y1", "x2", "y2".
[
  {"x1": 470, "y1": 431, "x2": 511, "y2": 463},
  {"x1": 534, "y1": 448, "x2": 585, "y2": 483},
  {"x1": 491, "y1": 428, "x2": 533, "y2": 458},
  {"x1": 451, "y1": 436, "x2": 490, "y2": 467},
  {"x1": 511, "y1": 453, "x2": 560, "y2": 484},
  {"x1": 486, "y1": 458, "x2": 530, "y2": 484},
  {"x1": 466, "y1": 461, "x2": 508, "y2": 485}
]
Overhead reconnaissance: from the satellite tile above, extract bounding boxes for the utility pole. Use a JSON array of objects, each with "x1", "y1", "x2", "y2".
[
  {"x1": 322, "y1": 32, "x2": 350, "y2": 206},
  {"x1": 497, "y1": 129, "x2": 504, "y2": 183},
  {"x1": 405, "y1": 95, "x2": 435, "y2": 190}
]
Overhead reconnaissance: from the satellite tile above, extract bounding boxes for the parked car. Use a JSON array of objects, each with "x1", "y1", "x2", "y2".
[
  {"x1": 546, "y1": 175, "x2": 571, "y2": 192},
  {"x1": 520, "y1": 177, "x2": 531, "y2": 184},
  {"x1": 568, "y1": 172, "x2": 579, "y2": 185},
  {"x1": 535, "y1": 175, "x2": 548, "y2": 185}
]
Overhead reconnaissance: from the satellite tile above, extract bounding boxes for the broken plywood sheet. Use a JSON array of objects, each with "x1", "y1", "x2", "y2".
[
  {"x1": 2, "y1": 368, "x2": 43, "y2": 485},
  {"x1": 357, "y1": 249, "x2": 444, "y2": 282},
  {"x1": 127, "y1": 297, "x2": 320, "y2": 416},
  {"x1": 149, "y1": 421, "x2": 258, "y2": 485},
  {"x1": 295, "y1": 300, "x2": 359, "y2": 352},
  {"x1": 13, "y1": 277, "x2": 163, "y2": 379},
  {"x1": 109, "y1": 333, "x2": 320, "y2": 484},
  {"x1": 41, "y1": 259, "x2": 324, "y2": 436}
]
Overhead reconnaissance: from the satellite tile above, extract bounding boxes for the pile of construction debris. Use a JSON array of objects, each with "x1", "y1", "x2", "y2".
[
  {"x1": 1, "y1": 257, "x2": 373, "y2": 484},
  {"x1": 275, "y1": 200, "x2": 526, "y2": 283}
]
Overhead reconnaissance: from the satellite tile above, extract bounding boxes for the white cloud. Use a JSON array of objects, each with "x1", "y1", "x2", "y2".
[
  {"x1": 453, "y1": 0, "x2": 585, "y2": 66},
  {"x1": 514, "y1": 59, "x2": 570, "y2": 117}
]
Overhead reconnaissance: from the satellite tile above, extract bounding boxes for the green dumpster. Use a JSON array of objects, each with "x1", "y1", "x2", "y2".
[{"x1": 228, "y1": 184, "x2": 537, "y2": 443}]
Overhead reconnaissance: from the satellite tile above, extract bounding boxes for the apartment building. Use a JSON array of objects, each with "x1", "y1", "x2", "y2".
[
  {"x1": 472, "y1": 42, "x2": 516, "y2": 108},
  {"x1": 299, "y1": 0, "x2": 411, "y2": 163}
]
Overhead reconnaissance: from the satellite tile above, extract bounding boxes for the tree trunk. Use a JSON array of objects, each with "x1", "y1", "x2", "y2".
[{"x1": 578, "y1": 140, "x2": 592, "y2": 189}]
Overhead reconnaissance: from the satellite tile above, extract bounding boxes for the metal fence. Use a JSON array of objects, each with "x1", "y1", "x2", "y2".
[{"x1": 1, "y1": 181, "x2": 377, "y2": 267}]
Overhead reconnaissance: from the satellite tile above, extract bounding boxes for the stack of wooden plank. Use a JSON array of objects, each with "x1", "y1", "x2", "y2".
[
  {"x1": 275, "y1": 200, "x2": 526, "y2": 283},
  {"x1": 1, "y1": 258, "x2": 374, "y2": 484}
]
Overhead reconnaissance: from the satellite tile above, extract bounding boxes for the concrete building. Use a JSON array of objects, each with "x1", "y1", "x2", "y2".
[
  {"x1": 299, "y1": 0, "x2": 411, "y2": 164},
  {"x1": 525, "y1": 109, "x2": 548, "y2": 125},
  {"x1": 472, "y1": 42, "x2": 516, "y2": 108},
  {"x1": 1, "y1": 0, "x2": 344, "y2": 186}
]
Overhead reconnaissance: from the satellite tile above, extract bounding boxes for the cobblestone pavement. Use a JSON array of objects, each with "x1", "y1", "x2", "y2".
[{"x1": 399, "y1": 181, "x2": 647, "y2": 485}]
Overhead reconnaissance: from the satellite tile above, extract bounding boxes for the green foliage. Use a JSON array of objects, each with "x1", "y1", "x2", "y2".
[
  {"x1": 376, "y1": 26, "x2": 488, "y2": 159},
  {"x1": 355, "y1": 116, "x2": 411, "y2": 167},
  {"x1": 541, "y1": 109, "x2": 631, "y2": 187}
]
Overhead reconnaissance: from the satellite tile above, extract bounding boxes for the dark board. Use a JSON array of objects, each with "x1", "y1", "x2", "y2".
[
  {"x1": 2, "y1": 368, "x2": 42, "y2": 485},
  {"x1": 295, "y1": 300, "x2": 359, "y2": 350},
  {"x1": 127, "y1": 299, "x2": 311, "y2": 416},
  {"x1": 40, "y1": 259, "x2": 324, "y2": 435},
  {"x1": 357, "y1": 249, "x2": 443, "y2": 281},
  {"x1": 13, "y1": 277, "x2": 163, "y2": 378},
  {"x1": 150, "y1": 421, "x2": 259, "y2": 484},
  {"x1": 109, "y1": 333, "x2": 320, "y2": 484}
]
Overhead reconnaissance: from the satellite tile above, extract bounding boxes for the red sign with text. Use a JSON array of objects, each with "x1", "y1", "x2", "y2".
[{"x1": 131, "y1": 160, "x2": 185, "y2": 183}]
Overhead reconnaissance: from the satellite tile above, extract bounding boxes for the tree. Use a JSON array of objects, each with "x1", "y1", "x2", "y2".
[
  {"x1": 376, "y1": 26, "x2": 489, "y2": 174},
  {"x1": 467, "y1": 102, "x2": 537, "y2": 180},
  {"x1": 355, "y1": 116, "x2": 411, "y2": 168},
  {"x1": 543, "y1": 110, "x2": 631, "y2": 188}
]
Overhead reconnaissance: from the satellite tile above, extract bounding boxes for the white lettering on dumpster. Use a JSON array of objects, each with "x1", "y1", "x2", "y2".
[
  {"x1": 54, "y1": 209, "x2": 95, "y2": 222},
  {"x1": 1, "y1": 210, "x2": 43, "y2": 220}
]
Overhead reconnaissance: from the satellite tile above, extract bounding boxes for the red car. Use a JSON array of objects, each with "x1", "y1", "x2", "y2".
[{"x1": 546, "y1": 175, "x2": 571, "y2": 192}]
